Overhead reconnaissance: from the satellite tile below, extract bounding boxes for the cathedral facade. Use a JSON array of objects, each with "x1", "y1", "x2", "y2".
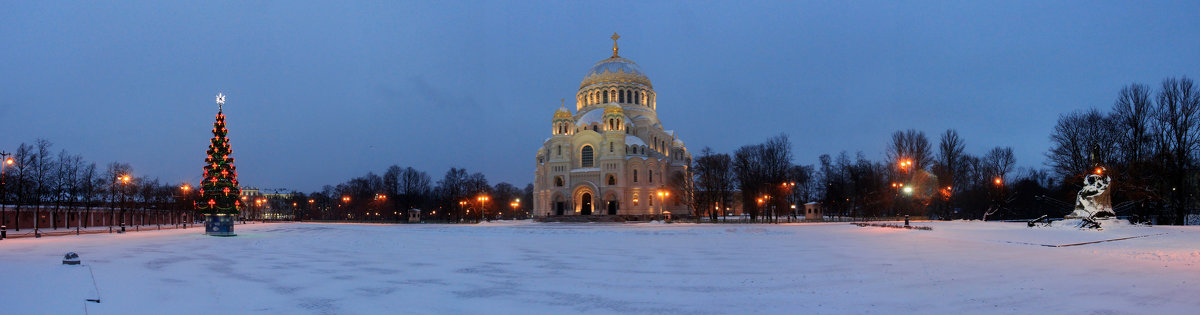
[{"x1": 533, "y1": 35, "x2": 691, "y2": 219}]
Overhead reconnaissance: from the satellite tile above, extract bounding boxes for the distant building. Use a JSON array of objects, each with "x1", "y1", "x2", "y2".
[
  {"x1": 239, "y1": 186, "x2": 295, "y2": 220},
  {"x1": 534, "y1": 34, "x2": 691, "y2": 218},
  {"x1": 804, "y1": 202, "x2": 823, "y2": 221}
]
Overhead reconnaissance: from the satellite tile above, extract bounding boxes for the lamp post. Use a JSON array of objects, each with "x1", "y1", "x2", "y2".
[
  {"x1": 341, "y1": 196, "x2": 350, "y2": 221},
  {"x1": 656, "y1": 190, "x2": 669, "y2": 222},
  {"x1": 510, "y1": 199, "x2": 520, "y2": 220},
  {"x1": 118, "y1": 174, "x2": 130, "y2": 233},
  {"x1": 1, "y1": 152, "x2": 12, "y2": 237},
  {"x1": 458, "y1": 200, "x2": 467, "y2": 223},
  {"x1": 179, "y1": 184, "x2": 191, "y2": 228},
  {"x1": 477, "y1": 195, "x2": 489, "y2": 222}
]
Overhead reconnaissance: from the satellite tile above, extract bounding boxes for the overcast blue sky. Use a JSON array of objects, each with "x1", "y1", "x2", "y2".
[{"x1": 3, "y1": 1, "x2": 1199, "y2": 192}]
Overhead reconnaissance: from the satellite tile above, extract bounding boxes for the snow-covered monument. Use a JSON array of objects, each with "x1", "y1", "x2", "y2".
[{"x1": 1065, "y1": 171, "x2": 1115, "y2": 220}]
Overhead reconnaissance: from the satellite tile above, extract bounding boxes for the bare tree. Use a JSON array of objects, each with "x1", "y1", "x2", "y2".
[
  {"x1": 31, "y1": 139, "x2": 54, "y2": 232},
  {"x1": 1153, "y1": 77, "x2": 1200, "y2": 225},
  {"x1": 10, "y1": 143, "x2": 33, "y2": 230},
  {"x1": 399, "y1": 167, "x2": 431, "y2": 211},
  {"x1": 931, "y1": 130, "x2": 966, "y2": 219},
  {"x1": 1046, "y1": 109, "x2": 1117, "y2": 181},
  {"x1": 694, "y1": 147, "x2": 735, "y2": 221},
  {"x1": 1114, "y1": 83, "x2": 1155, "y2": 164},
  {"x1": 79, "y1": 162, "x2": 98, "y2": 228},
  {"x1": 887, "y1": 129, "x2": 934, "y2": 171}
]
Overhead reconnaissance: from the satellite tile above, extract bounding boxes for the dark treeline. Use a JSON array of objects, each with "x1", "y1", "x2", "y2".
[
  {"x1": 1046, "y1": 77, "x2": 1200, "y2": 225},
  {"x1": 1, "y1": 139, "x2": 195, "y2": 231},
  {"x1": 690, "y1": 76, "x2": 1199, "y2": 225},
  {"x1": 294, "y1": 165, "x2": 533, "y2": 222}
]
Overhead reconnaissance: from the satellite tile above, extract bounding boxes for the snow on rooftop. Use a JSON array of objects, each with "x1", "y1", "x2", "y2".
[{"x1": 625, "y1": 135, "x2": 646, "y2": 146}]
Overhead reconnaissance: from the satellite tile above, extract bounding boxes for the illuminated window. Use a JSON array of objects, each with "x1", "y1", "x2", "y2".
[{"x1": 581, "y1": 145, "x2": 594, "y2": 168}]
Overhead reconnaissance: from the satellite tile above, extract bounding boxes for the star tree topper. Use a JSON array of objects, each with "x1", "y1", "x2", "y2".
[{"x1": 216, "y1": 92, "x2": 226, "y2": 111}]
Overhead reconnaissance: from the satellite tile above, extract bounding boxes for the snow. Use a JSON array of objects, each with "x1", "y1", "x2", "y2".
[{"x1": 2, "y1": 221, "x2": 1199, "y2": 314}]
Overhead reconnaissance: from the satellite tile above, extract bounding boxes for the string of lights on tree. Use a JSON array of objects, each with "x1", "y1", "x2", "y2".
[{"x1": 197, "y1": 93, "x2": 241, "y2": 216}]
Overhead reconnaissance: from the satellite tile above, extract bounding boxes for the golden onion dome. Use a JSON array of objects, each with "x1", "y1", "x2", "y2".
[
  {"x1": 553, "y1": 106, "x2": 572, "y2": 119},
  {"x1": 603, "y1": 103, "x2": 623, "y2": 115}
]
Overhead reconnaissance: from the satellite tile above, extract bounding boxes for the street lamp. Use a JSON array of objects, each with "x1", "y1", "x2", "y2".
[
  {"x1": 477, "y1": 195, "x2": 490, "y2": 222},
  {"x1": 656, "y1": 190, "x2": 669, "y2": 221},
  {"x1": 179, "y1": 184, "x2": 191, "y2": 228},
  {"x1": 1, "y1": 152, "x2": 12, "y2": 236},
  {"x1": 118, "y1": 174, "x2": 131, "y2": 233}
]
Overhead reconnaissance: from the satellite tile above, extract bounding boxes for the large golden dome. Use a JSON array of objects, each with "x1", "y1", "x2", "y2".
[{"x1": 580, "y1": 56, "x2": 652, "y2": 89}]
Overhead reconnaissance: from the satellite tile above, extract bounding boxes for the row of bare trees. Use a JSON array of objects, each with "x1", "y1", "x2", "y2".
[
  {"x1": 686, "y1": 77, "x2": 1198, "y2": 224},
  {"x1": 1, "y1": 139, "x2": 194, "y2": 231},
  {"x1": 691, "y1": 134, "x2": 816, "y2": 222},
  {"x1": 299, "y1": 165, "x2": 533, "y2": 223},
  {"x1": 1047, "y1": 76, "x2": 1200, "y2": 224},
  {"x1": 689, "y1": 130, "x2": 1023, "y2": 222}
]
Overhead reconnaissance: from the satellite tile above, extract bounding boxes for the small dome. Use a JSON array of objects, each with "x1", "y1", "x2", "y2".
[
  {"x1": 553, "y1": 107, "x2": 572, "y2": 119},
  {"x1": 581, "y1": 57, "x2": 652, "y2": 88},
  {"x1": 672, "y1": 139, "x2": 685, "y2": 147},
  {"x1": 603, "y1": 103, "x2": 623, "y2": 115}
]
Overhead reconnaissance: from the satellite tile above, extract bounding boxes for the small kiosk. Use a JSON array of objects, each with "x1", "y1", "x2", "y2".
[{"x1": 407, "y1": 209, "x2": 422, "y2": 223}]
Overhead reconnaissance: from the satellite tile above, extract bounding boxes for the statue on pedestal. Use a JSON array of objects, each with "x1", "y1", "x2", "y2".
[{"x1": 1062, "y1": 167, "x2": 1116, "y2": 229}]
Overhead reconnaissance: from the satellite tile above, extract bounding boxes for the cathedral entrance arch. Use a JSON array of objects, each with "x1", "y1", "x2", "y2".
[
  {"x1": 604, "y1": 192, "x2": 619, "y2": 215},
  {"x1": 580, "y1": 193, "x2": 593, "y2": 215}
]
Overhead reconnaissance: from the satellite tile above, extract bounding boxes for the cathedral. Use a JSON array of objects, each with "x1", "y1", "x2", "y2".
[{"x1": 533, "y1": 34, "x2": 692, "y2": 219}]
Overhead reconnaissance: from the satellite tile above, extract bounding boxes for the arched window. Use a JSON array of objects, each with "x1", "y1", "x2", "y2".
[
  {"x1": 607, "y1": 175, "x2": 616, "y2": 185},
  {"x1": 619, "y1": 89, "x2": 625, "y2": 103},
  {"x1": 649, "y1": 170, "x2": 653, "y2": 183},
  {"x1": 581, "y1": 145, "x2": 594, "y2": 168},
  {"x1": 557, "y1": 145, "x2": 561, "y2": 156},
  {"x1": 633, "y1": 169, "x2": 638, "y2": 182},
  {"x1": 609, "y1": 142, "x2": 614, "y2": 152},
  {"x1": 555, "y1": 176, "x2": 564, "y2": 187},
  {"x1": 633, "y1": 194, "x2": 639, "y2": 206},
  {"x1": 593, "y1": 125, "x2": 598, "y2": 132},
  {"x1": 603, "y1": 91, "x2": 609, "y2": 103},
  {"x1": 635, "y1": 91, "x2": 641, "y2": 104}
]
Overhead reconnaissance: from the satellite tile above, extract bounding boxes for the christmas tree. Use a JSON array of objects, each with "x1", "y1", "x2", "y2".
[{"x1": 199, "y1": 93, "x2": 240, "y2": 236}]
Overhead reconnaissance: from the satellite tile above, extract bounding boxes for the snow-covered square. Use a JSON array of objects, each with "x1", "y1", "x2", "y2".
[{"x1": 2, "y1": 221, "x2": 1199, "y2": 314}]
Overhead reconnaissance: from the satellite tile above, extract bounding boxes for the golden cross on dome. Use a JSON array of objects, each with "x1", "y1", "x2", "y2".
[{"x1": 611, "y1": 32, "x2": 620, "y2": 57}]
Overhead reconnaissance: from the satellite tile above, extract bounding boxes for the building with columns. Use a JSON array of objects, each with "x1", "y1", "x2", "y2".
[{"x1": 533, "y1": 34, "x2": 691, "y2": 219}]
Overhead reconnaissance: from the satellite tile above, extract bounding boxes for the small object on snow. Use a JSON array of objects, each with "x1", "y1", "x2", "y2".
[
  {"x1": 63, "y1": 252, "x2": 81, "y2": 265},
  {"x1": 1027, "y1": 215, "x2": 1049, "y2": 227}
]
